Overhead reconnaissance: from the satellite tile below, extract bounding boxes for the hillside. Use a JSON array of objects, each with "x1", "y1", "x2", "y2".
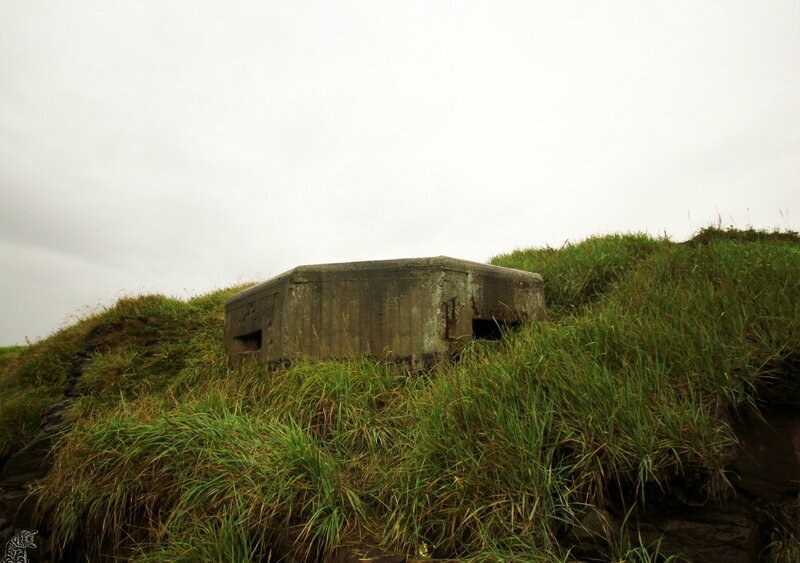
[{"x1": 0, "y1": 227, "x2": 798, "y2": 562}]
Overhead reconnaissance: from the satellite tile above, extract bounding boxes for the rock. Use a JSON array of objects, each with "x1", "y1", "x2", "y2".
[
  {"x1": 731, "y1": 407, "x2": 800, "y2": 501},
  {"x1": 630, "y1": 505, "x2": 760, "y2": 563},
  {"x1": 0, "y1": 403, "x2": 70, "y2": 563},
  {"x1": 0, "y1": 432, "x2": 58, "y2": 485},
  {"x1": 0, "y1": 486, "x2": 38, "y2": 530},
  {"x1": 0, "y1": 397, "x2": 74, "y2": 541},
  {"x1": 0, "y1": 400, "x2": 72, "y2": 491},
  {"x1": 566, "y1": 500, "x2": 761, "y2": 563},
  {"x1": 38, "y1": 400, "x2": 71, "y2": 430},
  {"x1": 566, "y1": 507, "x2": 619, "y2": 561}
]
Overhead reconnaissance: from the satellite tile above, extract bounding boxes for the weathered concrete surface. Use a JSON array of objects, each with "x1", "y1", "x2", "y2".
[{"x1": 224, "y1": 256, "x2": 544, "y2": 365}]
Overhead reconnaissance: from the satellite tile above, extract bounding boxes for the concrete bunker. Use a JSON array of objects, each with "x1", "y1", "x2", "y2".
[{"x1": 224, "y1": 256, "x2": 544, "y2": 365}]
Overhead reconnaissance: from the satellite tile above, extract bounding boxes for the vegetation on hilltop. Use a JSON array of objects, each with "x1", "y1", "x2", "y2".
[
  {"x1": 0, "y1": 346, "x2": 26, "y2": 367},
  {"x1": 0, "y1": 227, "x2": 798, "y2": 561}
]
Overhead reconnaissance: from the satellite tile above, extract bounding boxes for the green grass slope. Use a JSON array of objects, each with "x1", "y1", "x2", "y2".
[{"x1": 1, "y1": 227, "x2": 798, "y2": 561}]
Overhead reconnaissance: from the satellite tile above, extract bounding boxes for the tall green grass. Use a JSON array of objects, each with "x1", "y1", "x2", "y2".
[
  {"x1": 0, "y1": 318, "x2": 99, "y2": 457},
  {"x1": 41, "y1": 400, "x2": 366, "y2": 560},
  {"x1": 492, "y1": 233, "x2": 661, "y2": 315},
  {"x1": 3, "y1": 227, "x2": 795, "y2": 561},
  {"x1": 0, "y1": 345, "x2": 26, "y2": 366}
]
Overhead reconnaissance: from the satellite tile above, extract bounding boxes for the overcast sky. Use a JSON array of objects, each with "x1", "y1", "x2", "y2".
[{"x1": 1, "y1": 1, "x2": 798, "y2": 345}]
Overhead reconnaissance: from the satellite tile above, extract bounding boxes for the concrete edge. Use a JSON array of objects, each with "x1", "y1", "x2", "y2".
[{"x1": 226, "y1": 256, "x2": 542, "y2": 306}]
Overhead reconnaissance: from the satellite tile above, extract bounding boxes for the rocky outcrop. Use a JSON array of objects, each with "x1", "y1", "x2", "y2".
[
  {"x1": 732, "y1": 407, "x2": 800, "y2": 502},
  {"x1": 568, "y1": 498, "x2": 764, "y2": 562},
  {"x1": 0, "y1": 346, "x2": 93, "y2": 562},
  {"x1": 0, "y1": 401, "x2": 72, "y2": 562},
  {"x1": 566, "y1": 381, "x2": 800, "y2": 562}
]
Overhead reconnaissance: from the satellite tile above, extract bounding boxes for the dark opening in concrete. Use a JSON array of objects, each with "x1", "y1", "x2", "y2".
[
  {"x1": 234, "y1": 329, "x2": 262, "y2": 352},
  {"x1": 472, "y1": 318, "x2": 519, "y2": 340}
]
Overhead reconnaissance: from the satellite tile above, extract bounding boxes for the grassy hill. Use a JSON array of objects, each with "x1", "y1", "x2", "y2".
[{"x1": 1, "y1": 227, "x2": 798, "y2": 561}]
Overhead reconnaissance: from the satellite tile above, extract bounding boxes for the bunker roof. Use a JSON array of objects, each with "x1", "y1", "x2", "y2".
[{"x1": 226, "y1": 255, "x2": 543, "y2": 306}]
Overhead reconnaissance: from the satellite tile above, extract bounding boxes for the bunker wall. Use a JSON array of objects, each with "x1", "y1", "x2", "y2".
[{"x1": 224, "y1": 258, "x2": 544, "y2": 365}]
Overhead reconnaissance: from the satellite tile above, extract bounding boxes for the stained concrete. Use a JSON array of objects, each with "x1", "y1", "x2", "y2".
[{"x1": 224, "y1": 256, "x2": 544, "y2": 365}]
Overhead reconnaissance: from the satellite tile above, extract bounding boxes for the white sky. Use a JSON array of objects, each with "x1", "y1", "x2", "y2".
[{"x1": 1, "y1": 1, "x2": 798, "y2": 345}]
